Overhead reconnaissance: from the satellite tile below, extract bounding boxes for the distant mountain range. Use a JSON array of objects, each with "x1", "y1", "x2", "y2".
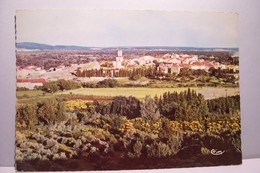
[
  {"x1": 16, "y1": 42, "x2": 239, "y2": 52},
  {"x1": 16, "y1": 42, "x2": 91, "y2": 51}
]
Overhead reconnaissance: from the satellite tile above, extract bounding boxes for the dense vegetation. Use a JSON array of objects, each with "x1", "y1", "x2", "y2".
[
  {"x1": 76, "y1": 66, "x2": 238, "y2": 81},
  {"x1": 40, "y1": 79, "x2": 81, "y2": 93},
  {"x1": 16, "y1": 89, "x2": 241, "y2": 171},
  {"x1": 75, "y1": 66, "x2": 239, "y2": 88}
]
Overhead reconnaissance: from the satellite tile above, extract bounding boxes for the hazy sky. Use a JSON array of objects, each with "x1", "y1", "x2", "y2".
[{"x1": 16, "y1": 9, "x2": 239, "y2": 47}]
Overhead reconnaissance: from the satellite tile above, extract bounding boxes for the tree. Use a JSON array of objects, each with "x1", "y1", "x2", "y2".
[
  {"x1": 158, "y1": 92, "x2": 178, "y2": 120},
  {"x1": 42, "y1": 82, "x2": 59, "y2": 93},
  {"x1": 178, "y1": 67, "x2": 193, "y2": 78},
  {"x1": 132, "y1": 140, "x2": 143, "y2": 158},
  {"x1": 193, "y1": 69, "x2": 207, "y2": 76},
  {"x1": 157, "y1": 90, "x2": 209, "y2": 122},
  {"x1": 207, "y1": 95, "x2": 240, "y2": 115},
  {"x1": 129, "y1": 69, "x2": 141, "y2": 81},
  {"x1": 16, "y1": 104, "x2": 38, "y2": 128},
  {"x1": 140, "y1": 96, "x2": 161, "y2": 122},
  {"x1": 96, "y1": 79, "x2": 118, "y2": 88},
  {"x1": 37, "y1": 98, "x2": 66, "y2": 124},
  {"x1": 147, "y1": 141, "x2": 172, "y2": 158},
  {"x1": 58, "y1": 79, "x2": 81, "y2": 90},
  {"x1": 110, "y1": 96, "x2": 141, "y2": 119}
]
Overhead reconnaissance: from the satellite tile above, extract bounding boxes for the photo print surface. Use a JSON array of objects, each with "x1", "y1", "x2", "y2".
[{"x1": 15, "y1": 9, "x2": 241, "y2": 171}]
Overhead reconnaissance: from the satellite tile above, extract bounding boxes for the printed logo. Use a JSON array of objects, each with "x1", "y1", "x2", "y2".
[{"x1": 211, "y1": 149, "x2": 225, "y2": 155}]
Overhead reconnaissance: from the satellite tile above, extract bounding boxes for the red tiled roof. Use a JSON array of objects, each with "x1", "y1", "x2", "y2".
[
  {"x1": 170, "y1": 64, "x2": 180, "y2": 67},
  {"x1": 17, "y1": 78, "x2": 46, "y2": 84},
  {"x1": 192, "y1": 61, "x2": 214, "y2": 67},
  {"x1": 179, "y1": 64, "x2": 191, "y2": 67},
  {"x1": 193, "y1": 62, "x2": 202, "y2": 65}
]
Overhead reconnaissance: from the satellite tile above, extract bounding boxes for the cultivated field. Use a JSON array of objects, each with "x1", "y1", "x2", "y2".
[
  {"x1": 57, "y1": 87, "x2": 239, "y2": 100},
  {"x1": 57, "y1": 87, "x2": 196, "y2": 99},
  {"x1": 16, "y1": 90, "x2": 45, "y2": 98},
  {"x1": 16, "y1": 90, "x2": 54, "y2": 105},
  {"x1": 198, "y1": 87, "x2": 240, "y2": 100}
]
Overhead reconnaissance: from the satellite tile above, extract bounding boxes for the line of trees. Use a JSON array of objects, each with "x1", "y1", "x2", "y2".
[
  {"x1": 40, "y1": 79, "x2": 81, "y2": 93},
  {"x1": 16, "y1": 89, "x2": 240, "y2": 129},
  {"x1": 89, "y1": 89, "x2": 240, "y2": 123},
  {"x1": 207, "y1": 95, "x2": 240, "y2": 115},
  {"x1": 41, "y1": 79, "x2": 120, "y2": 93},
  {"x1": 76, "y1": 66, "x2": 158, "y2": 79},
  {"x1": 75, "y1": 65, "x2": 238, "y2": 84},
  {"x1": 16, "y1": 98, "x2": 67, "y2": 128}
]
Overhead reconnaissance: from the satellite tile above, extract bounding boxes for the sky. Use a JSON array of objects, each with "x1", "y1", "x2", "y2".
[{"x1": 16, "y1": 9, "x2": 239, "y2": 48}]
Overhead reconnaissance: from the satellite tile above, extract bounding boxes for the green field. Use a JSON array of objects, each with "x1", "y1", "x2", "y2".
[
  {"x1": 16, "y1": 87, "x2": 240, "y2": 105},
  {"x1": 57, "y1": 87, "x2": 197, "y2": 99},
  {"x1": 16, "y1": 90, "x2": 54, "y2": 105},
  {"x1": 16, "y1": 90, "x2": 45, "y2": 98}
]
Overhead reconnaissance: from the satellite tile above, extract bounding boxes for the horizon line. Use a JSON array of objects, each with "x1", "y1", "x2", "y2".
[{"x1": 16, "y1": 42, "x2": 239, "y2": 49}]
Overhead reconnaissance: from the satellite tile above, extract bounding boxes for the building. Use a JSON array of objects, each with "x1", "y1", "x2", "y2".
[
  {"x1": 169, "y1": 65, "x2": 181, "y2": 74},
  {"x1": 190, "y1": 62, "x2": 207, "y2": 70},
  {"x1": 167, "y1": 58, "x2": 181, "y2": 64},
  {"x1": 157, "y1": 63, "x2": 181, "y2": 74},
  {"x1": 113, "y1": 49, "x2": 124, "y2": 69},
  {"x1": 17, "y1": 78, "x2": 46, "y2": 89}
]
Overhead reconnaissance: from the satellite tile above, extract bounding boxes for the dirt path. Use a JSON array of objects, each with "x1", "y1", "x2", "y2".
[{"x1": 198, "y1": 87, "x2": 240, "y2": 100}]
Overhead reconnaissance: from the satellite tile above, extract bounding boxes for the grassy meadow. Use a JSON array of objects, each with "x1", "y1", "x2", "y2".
[
  {"x1": 57, "y1": 87, "x2": 198, "y2": 99},
  {"x1": 17, "y1": 87, "x2": 240, "y2": 105}
]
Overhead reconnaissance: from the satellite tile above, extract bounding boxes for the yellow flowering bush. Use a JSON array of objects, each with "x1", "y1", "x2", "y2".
[
  {"x1": 65, "y1": 100, "x2": 89, "y2": 111},
  {"x1": 207, "y1": 115, "x2": 240, "y2": 136}
]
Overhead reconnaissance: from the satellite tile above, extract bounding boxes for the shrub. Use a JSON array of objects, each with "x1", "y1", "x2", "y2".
[
  {"x1": 17, "y1": 87, "x2": 29, "y2": 91},
  {"x1": 37, "y1": 98, "x2": 67, "y2": 125},
  {"x1": 16, "y1": 104, "x2": 38, "y2": 128},
  {"x1": 147, "y1": 141, "x2": 172, "y2": 158},
  {"x1": 132, "y1": 140, "x2": 143, "y2": 158},
  {"x1": 96, "y1": 79, "x2": 118, "y2": 88},
  {"x1": 201, "y1": 147, "x2": 210, "y2": 155},
  {"x1": 44, "y1": 139, "x2": 57, "y2": 148},
  {"x1": 65, "y1": 100, "x2": 88, "y2": 111},
  {"x1": 167, "y1": 136, "x2": 182, "y2": 154}
]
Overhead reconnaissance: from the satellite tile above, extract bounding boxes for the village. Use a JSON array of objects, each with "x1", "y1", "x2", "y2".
[{"x1": 16, "y1": 49, "x2": 239, "y2": 89}]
